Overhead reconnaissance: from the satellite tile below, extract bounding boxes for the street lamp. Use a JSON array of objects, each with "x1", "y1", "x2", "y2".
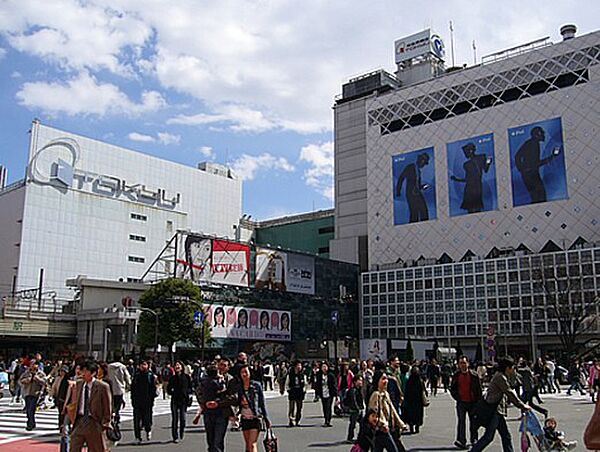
[
  {"x1": 103, "y1": 327, "x2": 112, "y2": 361},
  {"x1": 138, "y1": 307, "x2": 159, "y2": 358},
  {"x1": 530, "y1": 306, "x2": 546, "y2": 360}
]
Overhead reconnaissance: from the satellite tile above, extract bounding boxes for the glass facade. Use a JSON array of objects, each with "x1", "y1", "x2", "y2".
[{"x1": 361, "y1": 247, "x2": 600, "y2": 340}]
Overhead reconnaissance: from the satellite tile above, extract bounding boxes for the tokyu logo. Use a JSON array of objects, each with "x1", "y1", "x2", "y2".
[{"x1": 29, "y1": 137, "x2": 181, "y2": 209}]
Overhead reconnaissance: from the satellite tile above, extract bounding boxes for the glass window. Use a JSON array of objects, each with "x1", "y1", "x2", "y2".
[
  {"x1": 499, "y1": 297, "x2": 508, "y2": 308},
  {"x1": 488, "y1": 298, "x2": 497, "y2": 309},
  {"x1": 363, "y1": 285, "x2": 370, "y2": 295},
  {"x1": 510, "y1": 296, "x2": 520, "y2": 308},
  {"x1": 387, "y1": 271, "x2": 395, "y2": 280},
  {"x1": 444, "y1": 277, "x2": 453, "y2": 287},
  {"x1": 486, "y1": 274, "x2": 496, "y2": 284},
  {"x1": 476, "y1": 274, "x2": 485, "y2": 285},
  {"x1": 424, "y1": 267, "x2": 432, "y2": 278},
  {"x1": 521, "y1": 283, "x2": 531, "y2": 294},
  {"x1": 362, "y1": 274, "x2": 370, "y2": 284},
  {"x1": 396, "y1": 270, "x2": 404, "y2": 280},
  {"x1": 568, "y1": 252, "x2": 579, "y2": 264},
  {"x1": 464, "y1": 263, "x2": 473, "y2": 274},
  {"x1": 389, "y1": 305, "x2": 396, "y2": 315},
  {"x1": 406, "y1": 304, "x2": 415, "y2": 314},
  {"x1": 520, "y1": 270, "x2": 530, "y2": 280},
  {"x1": 415, "y1": 280, "x2": 423, "y2": 290},
  {"x1": 415, "y1": 268, "x2": 423, "y2": 278},
  {"x1": 425, "y1": 279, "x2": 433, "y2": 289},
  {"x1": 465, "y1": 300, "x2": 475, "y2": 310},
  {"x1": 406, "y1": 269, "x2": 414, "y2": 278},
  {"x1": 425, "y1": 291, "x2": 433, "y2": 301},
  {"x1": 582, "y1": 264, "x2": 593, "y2": 276},
  {"x1": 476, "y1": 286, "x2": 486, "y2": 297},
  {"x1": 415, "y1": 292, "x2": 424, "y2": 302},
  {"x1": 498, "y1": 285, "x2": 508, "y2": 296},
  {"x1": 508, "y1": 258, "x2": 518, "y2": 269},
  {"x1": 379, "y1": 283, "x2": 387, "y2": 293},
  {"x1": 454, "y1": 288, "x2": 464, "y2": 298},
  {"x1": 380, "y1": 295, "x2": 388, "y2": 304},
  {"x1": 487, "y1": 286, "x2": 497, "y2": 296},
  {"x1": 363, "y1": 307, "x2": 370, "y2": 317},
  {"x1": 371, "y1": 273, "x2": 378, "y2": 283},
  {"x1": 398, "y1": 282, "x2": 404, "y2": 291},
  {"x1": 509, "y1": 284, "x2": 520, "y2": 295},
  {"x1": 456, "y1": 312, "x2": 465, "y2": 323},
  {"x1": 444, "y1": 266, "x2": 453, "y2": 276},
  {"x1": 416, "y1": 315, "x2": 424, "y2": 325},
  {"x1": 509, "y1": 271, "x2": 519, "y2": 282},
  {"x1": 389, "y1": 294, "x2": 396, "y2": 303},
  {"x1": 498, "y1": 273, "x2": 507, "y2": 283},
  {"x1": 465, "y1": 287, "x2": 475, "y2": 298},
  {"x1": 416, "y1": 303, "x2": 424, "y2": 313},
  {"x1": 522, "y1": 296, "x2": 532, "y2": 307},
  {"x1": 425, "y1": 303, "x2": 434, "y2": 312},
  {"x1": 568, "y1": 265, "x2": 580, "y2": 277},
  {"x1": 406, "y1": 292, "x2": 414, "y2": 302},
  {"x1": 426, "y1": 314, "x2": 434, "y2": 325},
  {"x1": 445, "y1": 301, "x2": 454, "y2": 312},
  {"x1": 388, "y1": 282, "x2": 396, "y2": 292},
  {"x1": 363, "y1": 295, "x2": 370, "y2": 305},
  {"x1": 455, "y1": 300, "x2": 465, "y2": 311},
  {"x1": 380, "y1": 306, "x2": 388, "y2": 315},
  {"x1": 397, "y1": 303, "x2": 405, "y2": 314},
  {"x1": 371, "y1": 284, "x2": 378, "y2": 294},
  {"x1": 475, "y1": 262, "x2": 484, "y2": 273},
  {"x1": 485, "y1": 262, "x2": 495, "y2": 272},
  {"x1": 454, "y1": 264, "x2": 463, "y2": 275},
  {"x1": 434, "y1": 278, "x2": 443, "y2": 288},
  {"x1": 465, "y1": 275, "x2": 474, "y2": 285},
  {"x1": 406, "y1": 281, "x2": 414, "y2": 290},
  {"x1": 497, "y1": 260, "x2": 506, "y2": 271},
  {"x1": 379, "y1": 273, "x2": 387, "y2": 282},
  {"x1": 435, "y1": 289, "x2": 444, "y2": 300},
  {"x1": 445, "y1": 289, "x2": 454, "y2": 299},
  {"x1": 434, "y1": 266, "x2": 442, "y2": 277},
  {"x1": 519, "y1": 257, "x2": 530, "y2": 268},
  {"x1": 454, "y1": 276, "x2": 464, "y2": 286}
]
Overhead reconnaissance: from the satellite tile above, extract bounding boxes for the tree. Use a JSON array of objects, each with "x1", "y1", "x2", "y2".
[
  {"x1": 533, "y1": 260, "x2": 599, "y2": 359},
  {"x1": 137, "y1": 278, "x2": 210, "y2": 359}
]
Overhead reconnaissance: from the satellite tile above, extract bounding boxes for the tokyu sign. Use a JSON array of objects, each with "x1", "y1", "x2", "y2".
[
  {"x1": 28, "y1": 137, "x2": 181, "y2": 209},
  {"x1": 394, "y1": 28, "x2": 445, "y2": 64}
]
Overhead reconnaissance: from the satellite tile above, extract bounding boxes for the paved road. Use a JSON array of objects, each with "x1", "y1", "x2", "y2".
[{"x1": 0, "y1": 389, "x2": 595, "y2": 451}]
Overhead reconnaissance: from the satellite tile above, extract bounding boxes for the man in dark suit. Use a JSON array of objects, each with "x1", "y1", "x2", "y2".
[
  {"x1": 131, "y1": 360, "x2": 157, "y2": 444},
  {"x1": 70, "y1": 360, "x2": 112, "y2": 452}
]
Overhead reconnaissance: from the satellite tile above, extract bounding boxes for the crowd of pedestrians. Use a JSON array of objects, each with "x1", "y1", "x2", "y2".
[{"x1": 0, "y1": 352, "x2": 597, "y2": 451}]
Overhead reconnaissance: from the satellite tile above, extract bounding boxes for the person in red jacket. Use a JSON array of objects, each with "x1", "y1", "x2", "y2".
[{"x1": 450, "y1": 356, "x2": 483, "y2": 450}]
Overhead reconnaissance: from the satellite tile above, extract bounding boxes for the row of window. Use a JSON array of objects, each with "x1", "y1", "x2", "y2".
[
  {"x1": 363, "y1": 250, "x2": 600, "y2": 284},
  {"x1": 128, "y1": 256, "x2": 145, "y2": 263},
  {"x1": 363, "y1": 321, "x2": 557, "y2": 340},
  {"x1": 129, "y1": 234, "x2": 146, "y2": 242},
  {"x1": 130, "y1": 213, "x2": 147, "y2": 221}
]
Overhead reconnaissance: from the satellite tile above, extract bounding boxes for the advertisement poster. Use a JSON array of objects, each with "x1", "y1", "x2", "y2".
[
  {"x1": 255, "y1": 248, "x2": 315, "y2": 294},
  {"x1": 360, "y1": 339, "x2": 387, "y2": 361},
  {"x1": 211, "y1": 239, "x2": 250, "y2": 286},
  {"x1": 508, "y1": 117, "x2": 568, "y2": 206},
  {"x1": 392, "y1": 147, "x2": 436, "y2": 225},
  {"x1": 255, "y1": 248, "x2": 287, "y2": 291},
  {"x1": 447, "y1": 133, "x2": 498, "y2": 216},
  {"x1": 286, "y1": 253, "x2": 315, "y2": 295},
  {"x1": 177, "y1": 235, "x2": 249, "y2": 287},
  {"x1": 204, "y1": 304, "x2": 291, "y2": 341}
]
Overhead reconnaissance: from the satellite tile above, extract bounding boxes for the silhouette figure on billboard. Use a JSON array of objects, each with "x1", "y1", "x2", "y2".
[
  {"x1": 515, "y1": 126, "x2": 561, "y2": 204},
  {"x1": 450, "y1": 142, "x2": 492, "y2": 213},
  {"x1": 395, "y1": 152, "x2": 431, "y2": 223}
]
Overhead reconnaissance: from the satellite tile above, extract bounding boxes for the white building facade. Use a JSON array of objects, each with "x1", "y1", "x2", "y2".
[{"x1": 0, "y1": 121, "x2": 242, "y2": 300}]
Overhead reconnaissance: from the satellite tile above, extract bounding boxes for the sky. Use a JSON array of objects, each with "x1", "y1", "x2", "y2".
[{"x1": 0, "y1": 1, "x2": 598, "y2": 220}]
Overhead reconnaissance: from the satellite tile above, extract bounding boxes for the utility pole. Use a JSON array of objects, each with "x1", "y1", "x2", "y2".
[
  {"x1": 472, "y1": 40, "x2": 477, "y2": 65},
  {"x1": 449, "y1": 20, "x2": 456, "y2": 67}
]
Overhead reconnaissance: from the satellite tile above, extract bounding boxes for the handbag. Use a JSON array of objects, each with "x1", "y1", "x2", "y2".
[
  {"x1": 472, "y1": 399, "x2": 498, "y2": 428},
  {"x1": 350, "y1": 444, "x2": 365, "y2": 452},
  {"x1": 421, "y1": 391, "x2": 430, "y2": 407},
  {"x1": 584, "y1": 397, "x2": 600, "y2": 450},
  {"x1": 66, "y1": 400, "x2": 78, "y2": 425},
  {"x1": 263, "y1": 427, "x2": 278, "y2": 452}
]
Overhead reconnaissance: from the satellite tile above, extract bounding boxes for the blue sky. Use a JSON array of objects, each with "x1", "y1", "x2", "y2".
[{"x1": 0, "y1": 1, "x2": 597, "y2": 219}]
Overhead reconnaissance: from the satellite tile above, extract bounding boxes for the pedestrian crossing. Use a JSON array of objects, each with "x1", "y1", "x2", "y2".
[
  {"x1": 0, "y1": 397, "x2": 180, "y2": 446},
  {"x1": 0, "y1": 390, "x2": 282, "y2": 446}
]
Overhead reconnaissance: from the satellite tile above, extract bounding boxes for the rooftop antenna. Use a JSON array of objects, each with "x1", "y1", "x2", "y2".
[
  {"x1": 472, "y1": 40, "x2": 477, "y2": 65},
  {"x1": 449, "y1": 20, "x2": 456, "y2": 67}
]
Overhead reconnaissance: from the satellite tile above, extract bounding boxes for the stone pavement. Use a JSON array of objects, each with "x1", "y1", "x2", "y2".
[{"x1": 1, "y1": 389, "x2": 594, "y2": 451}]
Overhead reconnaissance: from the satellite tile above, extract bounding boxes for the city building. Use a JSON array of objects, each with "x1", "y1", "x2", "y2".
[
  {"x1": 334, "y1": 26, "x2": 600, "y2": 358},
  {"x1": 242, "y1": 209, "x2": 334, "y2": 258},
  {"x1": 0, "y1": 120, "x2": 241, "y2": 356}
]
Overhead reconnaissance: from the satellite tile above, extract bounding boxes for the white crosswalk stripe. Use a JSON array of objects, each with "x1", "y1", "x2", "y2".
[{"x1": 0, "y1": 391, "x2": 281, "y2": 446}]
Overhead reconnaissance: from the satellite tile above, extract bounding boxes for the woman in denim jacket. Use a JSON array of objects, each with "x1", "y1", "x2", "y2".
[{"x1": 238, "y1": 364, "x2": 270, "y2": 452}]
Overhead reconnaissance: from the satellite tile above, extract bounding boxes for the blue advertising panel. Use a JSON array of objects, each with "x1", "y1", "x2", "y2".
[
  {"x1": 447, "y1": 133, "x2": 498, "y2": 217},
  {"x1": 509, "y1": 117, "x2": 568, "y2": 206},
  {"x1": 392, "y1": 147, "x2": 436, "y2": 225}
]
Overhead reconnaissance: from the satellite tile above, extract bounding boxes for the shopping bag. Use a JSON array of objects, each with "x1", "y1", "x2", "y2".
[
  {"x1": 518, "y1": 411, "x2": 543, "y2": 437},
  {"x1": 584, "y1": 397, "x2": 600, "y2": 449},
  {"x1": 263, "y1": 427, "x2": 278, "y2": 452}
]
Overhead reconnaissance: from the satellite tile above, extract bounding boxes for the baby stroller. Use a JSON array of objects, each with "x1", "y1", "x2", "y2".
[{"x1": 519, "y1": 412, "x2": 575, "y2": 452}]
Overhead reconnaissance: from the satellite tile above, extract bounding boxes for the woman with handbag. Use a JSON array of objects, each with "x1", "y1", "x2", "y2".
[
  {"x1": 167, "y1": 361, "x2": 192, "y2": 443},
  {"x1": 238, "y1": 364, "x2": 270, "y2": 452},
  {"x1": 368, "y1": 371, "x2": 407, "y2": 452},
  {"x1": 401, "y1": 366, "x2": 428, "y2": 434}
]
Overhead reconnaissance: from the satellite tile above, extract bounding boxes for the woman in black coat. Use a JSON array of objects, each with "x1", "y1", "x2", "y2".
[
  {"x1": 401, "y1": 366, "x2": 427, "y2": 434},
  {"x1": 167, "y1": 361, "x2": 192, "y2": 443},
  {"x1": 315, "y1": 362, "x2": 337, "y2": 427}
]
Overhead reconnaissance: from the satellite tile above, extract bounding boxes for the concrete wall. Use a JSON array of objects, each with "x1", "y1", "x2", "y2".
[{"x1": 0, "y1": 185, "x2": 25, "y2": 297}]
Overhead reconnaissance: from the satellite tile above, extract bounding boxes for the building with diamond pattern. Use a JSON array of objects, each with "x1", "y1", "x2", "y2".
[{"x1": 332, "y1": 26, "x2": 600, "y2": 359}]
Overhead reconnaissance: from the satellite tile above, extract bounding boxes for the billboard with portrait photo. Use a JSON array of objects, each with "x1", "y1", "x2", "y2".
[
  {"x1": 392, "y1": 147, "x2": 436, "y2": 225},
  {"x1": 447, "y1": 133, "x2": 498, "y2": 217},
  {"x1": 508, "y1": 117, "x2": 568, "y2": 207},
  {"x1": 206, "y1": 303, "x2": 291, "y2": 341}
]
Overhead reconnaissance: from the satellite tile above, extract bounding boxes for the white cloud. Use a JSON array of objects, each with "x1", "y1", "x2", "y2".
[
  {"x1": 157, "y1": 132, "x2": 181, "y2": 145},
  {"x1": 16, "y1": 72, "x2": 165, "y2": 116},
  {"x1": 300, "y1": 141, "x2": 334, "y2": 201},
  {"x1": 199, "y1": 146, "x2": 216, "y2": 159},
  {"x1": 11, "y1": 71, "x2": 21, "y2": 78},
  {"x1": 0, "y1": 48, "x2": 6, "y2": 59},
  {"x1": 2, "y1": 1, "x2": 599, "y2": 133},
  {"x1": 230, "y1": 153, "x2": 295, "y2": 181},
  {"x1": 128, "y1": 132, "x2": 154, "y2": 142}
]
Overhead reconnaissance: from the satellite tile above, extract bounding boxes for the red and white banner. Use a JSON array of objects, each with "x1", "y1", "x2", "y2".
[{"x1": 177, "y1": 236, "x2": 249, "y2": 287}]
